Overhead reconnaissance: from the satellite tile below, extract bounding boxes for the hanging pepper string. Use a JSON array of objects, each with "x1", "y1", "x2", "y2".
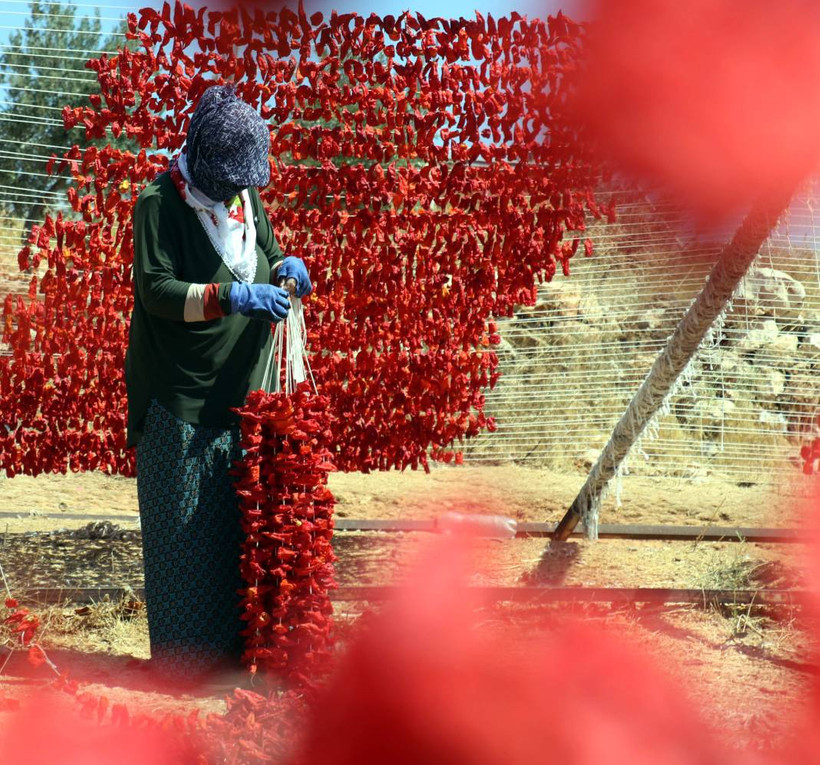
[{"x1": 232, "y1": 292, "x2": 336, "y2": 685}]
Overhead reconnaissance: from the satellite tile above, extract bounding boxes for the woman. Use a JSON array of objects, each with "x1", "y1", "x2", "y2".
[{"x1": 125, "y1": 85, "x2": 311, "y2": 684}]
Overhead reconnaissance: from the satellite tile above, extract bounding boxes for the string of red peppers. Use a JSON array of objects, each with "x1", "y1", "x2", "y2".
[
  {"x1": 2, "y1": 598, "x2": 43, "y2": 665},
  {"x1": 231, "y1": 385, "x2": 336, "y2": 686},
  {"x1": 0, "y1": 2, "x2": 609, "y2": 478},
  {"x1": 801, "y1": 417, "x2": 820, "y2": 474}
]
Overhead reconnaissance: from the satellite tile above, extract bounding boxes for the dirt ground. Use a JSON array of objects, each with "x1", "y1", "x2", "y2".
[
  {"x1": 0, "y1": 464, "x2": 816, "y2": 750},
  {"x1": 0, "y1": 463, "x2": 801, "y2": 530}
]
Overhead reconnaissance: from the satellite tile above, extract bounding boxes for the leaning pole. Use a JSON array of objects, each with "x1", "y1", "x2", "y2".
[{"x1": 552, "y1": 193, "x2": 794, "y2": 541}]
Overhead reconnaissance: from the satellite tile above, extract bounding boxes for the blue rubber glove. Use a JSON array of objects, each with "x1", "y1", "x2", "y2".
[
  {"x1": 276, "y1": 256, "x2": 312, "y2": 297},
  {"x1": 229, "y1": 282, "x2": 290, "y2": 323}
]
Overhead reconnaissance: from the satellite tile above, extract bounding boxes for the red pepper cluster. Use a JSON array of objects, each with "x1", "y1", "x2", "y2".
[
  {"x1": 801, "y1": 440, "x2": 820, "y2": 475},
  {"x1": 232, "y1": 385, "x2": 336, "y2": 684},
  {"x1": 2, "y1": 598, "x2": 41, "y2": 648},
  {"x1": 0, "y1": 3, "x2": 608, "y2": 477}
]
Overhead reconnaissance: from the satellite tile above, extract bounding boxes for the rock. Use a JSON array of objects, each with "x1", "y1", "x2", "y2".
[
  {"x1": 535, "y1": 281, "x2": 582, "y2": 319},
  {"x1": 732, "y1": 266, "x2": 806, "y2": 324},
  {"x1": 800, "y1": 332, "x2": 820, "y2": 359},
  {"x1": 506, "y1": 330, "x2": 541, "y2": 350},
  {"x1": 751, "y1": 367, "x2": 786, "y2": 401},
  {"x1": 736, "y1": 319, "x2": 779, "y2": 354},
  {"x1": 636, "y1": 307, "x2": 666, "y2": 331},
  {"x1": 741, "y1": 321, "x2": 799, "y2": 368},
  {"x1": 578, "y1": 292, "x2": 603, "y2": 323},
  {"x1": 716, "y1": 351, "x2": 752, "y2": 386},
  {"x1": 693, "y1": 399, "x2": 736, "y2": 423},
  {"x1": 780, "y1": 368, "x2": 820, "y2": 412},
  {"x1": 550, "y1": 320, "x2": 596, "y2": 346},
  {"x1": 630, "y1": 352, "x2": 660, "y2": 374},
  {"x1": 758, "y1": 410, "x2": 788, "y2": 433},
  {"x1": 770, "y1": 331, "x2": 799, "y2": 356},
  {"x1": 494, "y1": 336, "x2": 519, "y2": 359},
  {"x1": 512, "y1": 298, "x2": 554, "y2": 332},
  {"x1": 574, "y1": 448, "x2": 600, "y2": 471},
  {"x1": 688, "y1": 399, "x2": 736, "y2": 438}
]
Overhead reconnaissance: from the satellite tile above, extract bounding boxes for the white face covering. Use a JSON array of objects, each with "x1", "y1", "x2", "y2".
[{"x1": 175, "y1": 152, "x2": 259, "y2": 284}]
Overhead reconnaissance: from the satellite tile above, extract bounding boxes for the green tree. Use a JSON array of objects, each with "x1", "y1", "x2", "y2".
[{"x1": 0, "y1": 1, "x2": 125, "y2": 237}]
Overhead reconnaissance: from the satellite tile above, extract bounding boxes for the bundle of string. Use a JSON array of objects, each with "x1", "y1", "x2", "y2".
[
  {"x1": 233, "y1": 291, "x2": 336, "y2": 687},
  {"x1": 259, "y1": 291, "x2": 315, "y2": 396}
]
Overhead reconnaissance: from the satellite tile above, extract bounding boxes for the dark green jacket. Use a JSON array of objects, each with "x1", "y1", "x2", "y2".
[{"x1": 125, "y1": 172, "x2": 284, "y2": 447}]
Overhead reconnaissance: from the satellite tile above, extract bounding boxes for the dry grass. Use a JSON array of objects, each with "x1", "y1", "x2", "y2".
[
  {"x1": 2, "y1": 592, "x2": 149, "y2": 661},
  {"x1": 694, "y1": 537, "x2": 805, "y2": 644}
]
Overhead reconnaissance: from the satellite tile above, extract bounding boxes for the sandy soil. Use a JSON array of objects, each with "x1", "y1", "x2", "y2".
[{"x1": 0, "y1": 464, "x2": 815, "y2": 751}]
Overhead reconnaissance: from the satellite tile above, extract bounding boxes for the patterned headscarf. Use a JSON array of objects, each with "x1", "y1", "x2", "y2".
[{"x1": 185, "y1": 85, "x2": 271, "y2": 203}]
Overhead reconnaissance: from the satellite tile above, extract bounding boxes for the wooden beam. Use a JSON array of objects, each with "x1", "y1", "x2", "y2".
[
  {"x1": 18, "y1": 586, "x2": 802, "y2": 607},
  {"x1": 0, "y1": 516, "x2": 805, "y2": 543},
  {"x1": 334, "y1": 519, "x2": 804, "y2": 543}
]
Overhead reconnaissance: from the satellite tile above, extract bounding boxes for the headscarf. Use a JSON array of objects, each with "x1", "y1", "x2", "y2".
[
  {"x1": 185, "y1": 85, "x2": 271, "y2": 203},
  {"x1": 172, "y1": 154, "x2": 258, "y2": 284}
]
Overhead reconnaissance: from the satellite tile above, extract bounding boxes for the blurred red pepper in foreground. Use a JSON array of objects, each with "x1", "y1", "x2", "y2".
[
  {"x1": 570, "y1": 0, "x2": 820, "y2": 222},
  {"x1": 293, "y1": 538, "x2": 732, "y2": 765}
]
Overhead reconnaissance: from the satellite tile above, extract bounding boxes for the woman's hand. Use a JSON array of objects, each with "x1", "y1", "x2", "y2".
[
  {"x1": 275, "y1": 256, "x2": 313, "y2": 297},
  {"x1": 229, "y1": 282, "x2": 290, "y2": 323}
]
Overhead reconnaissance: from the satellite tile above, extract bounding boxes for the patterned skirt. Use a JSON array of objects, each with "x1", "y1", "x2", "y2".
[{"x1": 136, "y1": 399, "x2": 244, "y2": 678}]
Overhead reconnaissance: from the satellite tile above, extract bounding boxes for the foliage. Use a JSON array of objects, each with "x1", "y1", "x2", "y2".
[{"x1": 0, "y1": 1, "x2": 126, "y2": 235}]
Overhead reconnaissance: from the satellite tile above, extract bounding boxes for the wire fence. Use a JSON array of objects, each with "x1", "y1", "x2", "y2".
[
  {"x1": 0, "y1": 11, "x2": 818, "y2": 494},
  {"x1": 461, "y1": 189, "x2": 820, "y2": 493}
]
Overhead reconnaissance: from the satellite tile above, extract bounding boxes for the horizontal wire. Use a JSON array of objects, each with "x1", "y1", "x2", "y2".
[
  {"x1": 0, "y1": 113, "x2": 65, "y2": 127},
  {"x1": 0, "y1": 67, "x2": 97, "y2": 83},
  {"x1": 486, "y1": 391, "x2": 819, "y2": 412},
  {"x1": 460, "y1": 457, "x2": 791, "y2": 473},
  {"x1": 464, "y1": 453, "x2": 794, "y2": 470},
  {"x1": 0, "y1": 47, "x2": 105, "y2": 62},
  {"x1": 461, "y1": 449, "x2": 796, "y2": 468},
  {"x1": 0, "y1": 107, "x2": 65, "y2": 123},
  {"x1": 0, "y1": 136, "x2": 80, "y2": 152},
  {"x1": 0, "y1": 25, "x2": 125, "y2": 37},
  {"x1": 458, "y1": 454, "x2": 798, "y2": 477},
  {"x1": 3, "y1": 83, "x2": 97, "y2": 97},
  {"x1": 0, "y1": 180, "x2": 65, "y2": 193},
  {"x1": 0, "y1": 42, "x2": 119, "y2": 55},
  {"x1": 0, "y1": 184, "x2": 63, "y2": 198},
  {"x1": 0, "y1": 151, "x2": 56, "y2": 163},
  {"x1": 487, "y1": 372, "x2": 819, "y2": 391},
  {"x1": 463, "y1": 433, "x2": 794, "y2": 452},
  {"x1": 462, "y1": 458, "x2": 797, "y2": 476},
  {"x1": 500, "y1": 310, "x2": 806, "y2": 328},
  {"x1": 490, "y1": 383, "x2": 814, "y2": 406},
  {"x1": 0, "y1": 170, "x2": 71, "y2": 183},
  {"x1": 495, "y1": 328, "x2": 806, "y2": 344},
  {"x1": 0, "y1": 7, "x2": 124, "y2": 23},
  {"x1": 0, "y1": 58, "x2": 97, "y2": 75},
  {"x1": 487, "y1": 416, "x2": 807, "y2": 435},
  {"x1": 0, "y1": 0, "x2": 132, "y2": 9},
  {"x1": 486, "y1": 369, "x2": 802, "y2": 386},
  {"x1": 0, "y1": 100, "x2": 68, "y2": 112},
  {"x1": 494, "y1": 329, "x2": 811, "y2": 350},
  {"x1": 0, "y1": 168, "x2": 81, "y2": 181}
]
